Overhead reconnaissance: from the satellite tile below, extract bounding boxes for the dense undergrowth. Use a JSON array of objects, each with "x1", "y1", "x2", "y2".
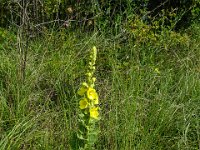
[{"x1": 0, "y1": 12, "x2": 200, "y2": 149}]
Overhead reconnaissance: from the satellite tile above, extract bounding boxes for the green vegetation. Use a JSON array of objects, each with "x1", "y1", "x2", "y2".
[{"x1": 0, "y1": 0, "x2": 200, "y2": 149}]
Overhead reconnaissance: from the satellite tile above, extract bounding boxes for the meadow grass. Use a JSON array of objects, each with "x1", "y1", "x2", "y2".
[{"x1": 0, "y1": 23, "x2": 200, "y2": 149}]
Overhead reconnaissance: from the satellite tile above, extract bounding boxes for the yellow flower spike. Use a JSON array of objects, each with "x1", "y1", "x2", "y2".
[
  {"x1": 79, "y1": 98, "x2": 89, "y2": 109},
  {"x1": 89, "y1": 107, "x2": 99, "y2": 119},
  {"x1": 87, "y1": 87, "x2": 98, "y2": 100},
  {"x1": 77, "y1": 82, "x2": 88, "y2": 96},
  {"x1": 77, "y1": 46, "x2": 99, "y2": 149}
]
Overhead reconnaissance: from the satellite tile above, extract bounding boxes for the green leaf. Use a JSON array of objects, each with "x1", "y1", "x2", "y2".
[{"x1": 77, "y1": 133, "x2": 87, "y2": 140}]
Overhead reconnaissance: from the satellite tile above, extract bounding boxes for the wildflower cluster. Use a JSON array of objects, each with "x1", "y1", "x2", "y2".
[{"x1": 77, "y1": 46, "x2": 100, "y2": 150}]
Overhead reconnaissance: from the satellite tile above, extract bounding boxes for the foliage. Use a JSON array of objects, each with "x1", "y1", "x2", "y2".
[
  {"x1": 0, "y1": 0, "x2": 199, "y2": 31},
  {"x1": 0, "y1": 28, "x2": 16, "y2": 51},
  {"x1": 0, "y1": 0, "x2": 200, "y2": 149},
  {"x1": 0, "y1": 21, "x2": 200, "y2": 149}
]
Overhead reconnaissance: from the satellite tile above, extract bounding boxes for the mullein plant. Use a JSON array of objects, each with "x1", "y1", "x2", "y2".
[{"x1": 77, "y1": 46, "x2": 100, "y2": 150}]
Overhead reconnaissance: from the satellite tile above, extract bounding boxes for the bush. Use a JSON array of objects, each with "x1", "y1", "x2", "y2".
[
  {"x1": 0, "y1": 0, "x2": 199, "y2": 31},
  {"x1": 0, "y1": 28, "x2": 16, "y2": 51},
  {"x1": 146, "y1": 0, "x2": 200, "y2": 30}
]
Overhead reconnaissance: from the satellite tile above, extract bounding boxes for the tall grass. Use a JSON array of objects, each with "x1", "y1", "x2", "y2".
[{"x1": 0, "y1": 22, "x2": 200, "y2": 149}]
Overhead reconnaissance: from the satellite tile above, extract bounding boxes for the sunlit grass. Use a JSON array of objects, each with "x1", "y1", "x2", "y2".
[{"x1": 0, "y1": 23, "x2": 200, "y2": 149}]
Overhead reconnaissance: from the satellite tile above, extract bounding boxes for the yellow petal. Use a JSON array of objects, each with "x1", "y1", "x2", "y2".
[
  {"x1": 79, "y1": 98, "x2": 88, "y2": 109},
  {"x1": 87, "y1": 87, "x2": 98, "y2": 100},
  {"x1": 93, "y1": 97, "x2": 99, "y2": 105},
  {"x1": 77, "y1": 82, "x2": 88, "y2": 96},
  {"x1": 89, "y1": 107, "x2": 99, "y2": 119}
]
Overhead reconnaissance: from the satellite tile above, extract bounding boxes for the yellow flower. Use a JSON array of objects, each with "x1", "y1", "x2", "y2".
[
  {"x1": 94, "y1": 98, "x2": 99, "y2": 105},
  {"x1": 87, "y1": 88, "x2": 98, "y2": 103},
  {"x1": 155, "y1": 68, "x2": 160, "y2": 74},
  {"x1": 79, "y1": 98, "x2": 89, "y2": 109},
  {"x1": 89, "y1": 107, "x2": 99, "y2": 119},
  {"x1": 77, "y1": 82, "x2": 88, "y2": 96}
]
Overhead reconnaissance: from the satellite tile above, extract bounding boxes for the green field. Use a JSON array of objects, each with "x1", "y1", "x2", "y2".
[{"x1": 0, "y1": 2, "x2": 200, "y2": 148}]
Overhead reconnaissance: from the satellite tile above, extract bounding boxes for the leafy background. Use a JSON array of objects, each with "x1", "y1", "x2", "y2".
[{"x1": 0, "y1": 0, "x2": 200, "y2": 149}]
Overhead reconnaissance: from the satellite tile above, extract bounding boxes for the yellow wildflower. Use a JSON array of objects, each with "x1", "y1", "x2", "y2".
[
  {"x1": 94, "y1": 98, "x2": 99, "y2": 105},
  {"x1": 89, "y1": 107, "x2": 99, "y2": 119},
  {"x1": 155, "y1": 68, "x2": 160, "y2": 74},
  {"x1": 77, "y1": 82, "x2": 88, "y2": 96},
  {"x1": 87, "y1": 87, "x2": 98, "y2": 102},
  {"x1": 79, "y1": 98, "x2": 89, "y2": 109}
]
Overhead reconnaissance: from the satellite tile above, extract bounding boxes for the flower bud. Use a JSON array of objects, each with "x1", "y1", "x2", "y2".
[{"x1": 92, "y1": 77, "x2": 96, "y2": 83}]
